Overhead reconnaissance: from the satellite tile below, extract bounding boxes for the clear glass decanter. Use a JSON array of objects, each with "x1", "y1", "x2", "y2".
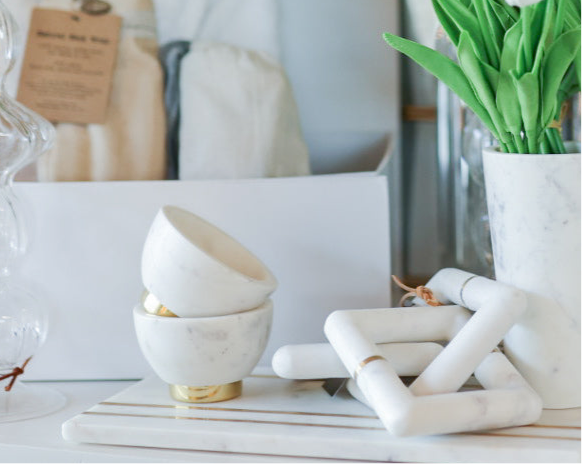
[
  {"x1": 435, "y1": 27, "x2": 496, "y2": 277},
  {"x1": 0, "y1": 0, "x2": 65, "y2": 422}
]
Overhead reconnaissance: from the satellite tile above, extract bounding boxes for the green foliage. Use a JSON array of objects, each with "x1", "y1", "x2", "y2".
[
  {"x1": 383, "y1": 34, "x2": 499, "y2": 139},
  {"x1": 384, "y1": 0, "x2": 581, "y2": 153}
]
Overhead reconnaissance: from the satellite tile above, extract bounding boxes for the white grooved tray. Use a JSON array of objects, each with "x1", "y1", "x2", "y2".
[{"x1": 62, "y1": 373, "x2": 580, "y2": 462}]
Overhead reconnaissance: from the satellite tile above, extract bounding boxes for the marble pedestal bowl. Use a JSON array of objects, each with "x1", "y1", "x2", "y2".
[
  {"x1": 134, "y1": 300, "x2": 273, "y2": 403},
  {"x1": 142, "y1": 205, "x2": 278, "y2": 318}
]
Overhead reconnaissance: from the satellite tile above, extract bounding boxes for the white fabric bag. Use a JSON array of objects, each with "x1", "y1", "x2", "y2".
[
  {"x1": 32, "y1": 0, "x2": 166, "y2": 181},
  {"x1": 152, "y1": 0, "x2": 206, "y2": 45},
  {"x1": 178, "y1": 0, "x2": 310, "y2": 179}
]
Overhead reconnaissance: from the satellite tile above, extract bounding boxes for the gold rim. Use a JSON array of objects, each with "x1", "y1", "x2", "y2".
[
  {"x1": 170, "y1": 381, "x2": 243, "y2": 403},
  {"x1": 142, "y1": 291, "x2": 178, "y2": 317},
  {"x1": 353, "y1": 355, "x2": 386, "y2": 380}
]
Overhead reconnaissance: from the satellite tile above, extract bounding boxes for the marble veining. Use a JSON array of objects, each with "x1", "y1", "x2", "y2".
[
  {"x1": 134, "y1": 302, "x2": 273, "y2": 386},
  {"x1": 61, "y1": 374, "x2": 580, "y2": 463},
  {"x1": 272, "y1": 342, "x2": 443, "y2": 379},
  {"x1": 323, "y1": 269, "x2": 543, "y2": 436},
  {"x1": 483, "y1": 150, "x2": 581, "y2": 408},
  {"x1": 141, "y1": 205, "x2": 277, "y2": 317}
]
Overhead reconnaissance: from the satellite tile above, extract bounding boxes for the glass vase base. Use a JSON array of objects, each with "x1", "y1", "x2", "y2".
[{"x1": 0, "y1": 382, "x2": 66, "y2": 423}]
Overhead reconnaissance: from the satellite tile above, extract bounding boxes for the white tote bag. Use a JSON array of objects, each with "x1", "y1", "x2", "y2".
[
  {"x1": 34, "y1": 0, "x2": 166, "y2": 181},
  {"x1": 178, "y1": 0, "x2": 310, "y2": 179}
]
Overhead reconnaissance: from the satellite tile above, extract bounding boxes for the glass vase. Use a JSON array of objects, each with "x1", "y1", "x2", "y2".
[
  {"x1": 435, "y1": 27, "x2": 495, "y2": 277},
  {"x1": 0, "y1": 0, "x2": 65, "y2": 421}
]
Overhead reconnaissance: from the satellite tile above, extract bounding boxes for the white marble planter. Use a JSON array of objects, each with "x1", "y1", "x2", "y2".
[{"x1": 483, "y1": 146, "x2": 581, "y2": 408}]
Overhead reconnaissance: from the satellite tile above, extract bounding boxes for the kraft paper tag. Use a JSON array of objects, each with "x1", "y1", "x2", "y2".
[{"x1": 17, "y1": 8, "x2": 121, "y2": 125}]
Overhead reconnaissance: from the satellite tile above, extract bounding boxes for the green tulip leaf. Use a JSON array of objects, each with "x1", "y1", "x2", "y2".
[
  {"x1": 492, "y1": 0, "x2": 519, "y2": 21},
  {"x1": 383, "y1": 0, "x2": 579, "y2": 154},
  {"x1": 383, "y1": 32, "x2": 499, "y2": 139},
  {"x1": 554, "y1": 0, "x2": 567, "y2": 36},
  {"x1": 521, "y1": 8, "x2": 535, "y2": 71},
  {"x1": 432, "y1": 0, "x2": 489, "y2": 63},
  {"x1": 557, "y1": 64, "x2": 581, "y2": 108},
  {"x1": 457, "y1": 31, "x2": 508, "y2": 141},
  {"x1": 497, "y1": 18, "x2": 524, "y2": 134},
  {"x1": 499, "y1": 19, "x2": 523, "y2": 75},
  {"x1": 490, "y1": 0, "x2": 517, "y2": 31},
  {"x1": 574, "y1": 52, "x2": 581, "y2": 89},
  {"x1": 432, "y1": 0, "x2": 461, "y2": 46},
  {"x1": 563, "y1": 0, "x2": 580, "y2": 29},
  {"x1": 482, "y1": 61, "x2": 500, "y2": 89},
  {"x1": 483, "y1": 0, "x2": 507, "y2": 47},
  {"x1": 514, "y1": 71, "x2": 540, "y2": 135},
  {"x1": 560, "y1": 1, "x2": 579, "y2": 36},
  {"x1": 530, "y1": 0, "x2": 547, "y2": 39},
  {"x1": 532, "y1": 0, "x2": 556, "y2": 73},
  {"x1": 516, "y1": 35, "x2": 528, "y2": 77},
  {"x1": 541, "y1": 28, "x2": 581, "y2": 126},
  {"x1": 473, "y1": 0, "x2": 501, "y2": 68}
]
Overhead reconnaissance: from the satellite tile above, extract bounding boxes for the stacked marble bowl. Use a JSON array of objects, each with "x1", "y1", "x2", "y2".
[{"x1": 134, "y1": 206, "x2": 277, "y2": 403}]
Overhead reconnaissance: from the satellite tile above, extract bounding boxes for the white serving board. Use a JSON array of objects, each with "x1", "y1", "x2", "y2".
[{"x1": 62, "y1": 375, "x2": 581, "y2": 463}]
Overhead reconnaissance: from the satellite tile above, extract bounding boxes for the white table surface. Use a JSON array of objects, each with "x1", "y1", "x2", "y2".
[
  {"x1": 2, "y1": 374, "x2": 579, "y2": 463},
  {"x1": 0, "y1": 380, "x2": 347, "y2": 463}
]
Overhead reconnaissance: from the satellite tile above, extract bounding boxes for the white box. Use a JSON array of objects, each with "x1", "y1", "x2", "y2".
[{"x1": 17, "y1": 174, "x2": 391, "y2": 380}]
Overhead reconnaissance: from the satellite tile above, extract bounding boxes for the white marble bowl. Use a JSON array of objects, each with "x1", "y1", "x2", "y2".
[
  {"x1": 141, "y1": 205, "x2": 277, "y2": 317},
  {"x1": 133, "y1": 300, "x2": 273, "y2": 387}
]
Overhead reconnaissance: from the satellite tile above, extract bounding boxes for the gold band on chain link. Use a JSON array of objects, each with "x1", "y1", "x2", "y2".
[{"x1": 353, "y1": 355, "x2": 386, "y2": 380}]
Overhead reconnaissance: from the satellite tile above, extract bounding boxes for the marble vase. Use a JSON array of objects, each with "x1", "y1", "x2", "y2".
[{"x1": 483, "y1": 146, "x2": 581, "y2": 409}]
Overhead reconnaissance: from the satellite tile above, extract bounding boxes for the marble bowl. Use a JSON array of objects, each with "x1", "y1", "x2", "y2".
[
  {"x1": 133, "y1": 300, "x2": 273, "y2": 389},
  {"x1": 141, "y1": 206, "x2": 277, "y2": 318}
]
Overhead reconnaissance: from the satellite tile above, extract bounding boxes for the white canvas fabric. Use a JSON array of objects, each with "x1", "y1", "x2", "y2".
[
  {"x1": 152, "y1": 0, "x2": 206, "y2": 45},
  {"x1": 178, "y1": 0, "x2": 310, "y2": 180},
  {"x1": 179, "y1": 42, "x2": 310, "y2": 179},
  {"x1": 196, "y1": 0, "x2": 280, "y2": 61},
  {"x1": 32, "y1": 0, "x2": 166, "y2": 181},
  {"x1": 153, "y1": 0, "x2": 279, "y2": 60}
]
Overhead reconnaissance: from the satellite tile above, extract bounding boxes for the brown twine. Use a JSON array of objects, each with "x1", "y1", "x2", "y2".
[
  {"x1": 391, "y1": 275, "x2": 443, "y2": 307},
  {"x1": 0, "y1": 357, "x2": 32, "y2": 392}
]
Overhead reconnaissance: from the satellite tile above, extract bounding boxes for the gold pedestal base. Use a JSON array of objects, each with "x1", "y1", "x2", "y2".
[{"x1": 170, "y1": 381, "x2": 242, "y2": 403}]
